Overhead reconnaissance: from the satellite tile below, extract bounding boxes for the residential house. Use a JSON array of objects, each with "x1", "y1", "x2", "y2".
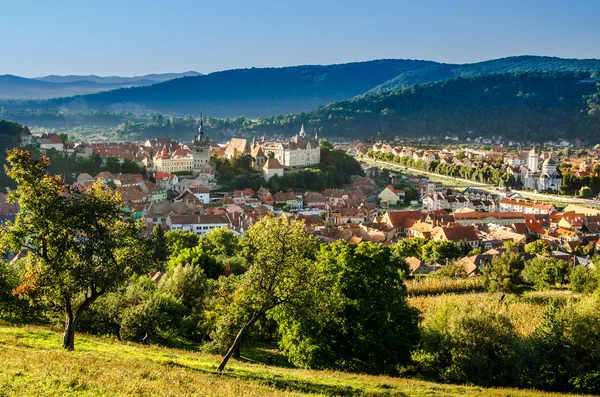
[
  {"x1": 263, "y1": 158, "x2": 284, "y2": 181},
  {"x1": 432, "y1": 225, "x2": 481, "y2": 249},
  {"x1": 170, "y1": 214, "x2": 231, "y2": 236},
  {"x1": 378, "y1": 185, "x2": 405, "y2": 206},
  {"x1": 155, "y1": 171, "x2": 179, "y2": 190}
]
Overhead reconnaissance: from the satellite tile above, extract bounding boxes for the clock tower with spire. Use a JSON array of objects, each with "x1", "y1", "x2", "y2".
[{"x1": 192, "y1": 113, "x2": 211, "y2": 176}]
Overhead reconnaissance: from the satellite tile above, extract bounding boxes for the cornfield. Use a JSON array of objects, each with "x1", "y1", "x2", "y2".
[{"x1": 406, "y1": 276, "x2": 486, "y2": 296}]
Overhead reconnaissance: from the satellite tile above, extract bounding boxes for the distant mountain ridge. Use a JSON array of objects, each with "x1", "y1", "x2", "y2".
[
  {"x1": 2, "y1": 56, "x2": 600, "y2": 118},
  {"x1": 367, "y1": 56, "x2": 600, "y2": 94},
  {"x1": 7, "y1": 59, "x2": 438, "y2": 116},
  {"x1": 0, "y1": 71, "x2": 202, "y2": 99},
  {"x1": 35, "y1": 71, "x2": 202, "y2": 84}
]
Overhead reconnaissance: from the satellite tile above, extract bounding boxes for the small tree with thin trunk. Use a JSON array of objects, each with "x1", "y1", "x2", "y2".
[
  {"x1": 0, "y1": 149, "x2": 148, "y2": 350},
  {"x1": 216, "y1": 215, "x2": 317, "y2": 371}
]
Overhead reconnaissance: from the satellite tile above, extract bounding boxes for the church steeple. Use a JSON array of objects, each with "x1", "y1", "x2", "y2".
[
  {"x1": 299, "y1": 123, "x2": 306, "y2": 137},
  {"x1": 197, "y1": 112, "x2": 205, "y2": 142}
]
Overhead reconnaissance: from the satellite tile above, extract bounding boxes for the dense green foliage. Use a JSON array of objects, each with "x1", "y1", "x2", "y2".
[
  {"x1": 0, "y1": 149, "x2": 150, "y2": 349},
  {"x1": 274, "y1": 241, "x2": 420, "y2": 374},
  {"x1": 253, "y1": 72, "x2": 600, "y2": 142},
  {"x1": 414, "y1": 296, "x2": 600, "y2": 394},
  {"x1": 368, "y1": 149, "x2": 517, "y2": 187},
  {"x1": 482, "y1": 253, "x2": 526, "y2": 293}
]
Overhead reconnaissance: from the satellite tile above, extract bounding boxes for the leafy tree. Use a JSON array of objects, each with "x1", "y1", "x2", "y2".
[
  {"x1": 165, "y1": 230, "x2": 199, "y2": 256},
  {"x1": 0, "y1": 149, "x2": 149, "y2": 350},
  {"x1": 482, "y1": 253, "x2": 525, "y2": 294},
  {"x1": 198, "y1": 227, "x2": 239, "y2": 257},
  {"x1": 502, "y1": 240, "x2": 522, "y2": 251},
  {"x1": 168, "y1": 246, "x2": 223, "y2": 280},
  {"x1": 421, "y1": 240, "x2": 462, "y2": 265},
  {"x1": 392, "y1": 237, "x2": 426, "y2": 259},
  {"x1": 569, "y1": 265, "x2": 599, "y2": 293},
  {"x1": 417, "y1": 302, "x2": 516, "y2": 386},
  {"x1": 0, "y1": 260, "x2": 28, "y2": 320},
  {"x1": 522, "y1": 258, "x2": 569, "y2": 290},
  {"x1": 524, "y1": 240, "x2": 553, "y2": 256},
  {"x1": 103, "y1": 158, "x2": 121, "y2": 174},
  {"x1": 274, "y1": 241, "x2": 420, "y2": 374},
  {"x1": 216, "y1": 216, "x2": 318, "y2": 371},
  {"x1": 151, "y1": 224, "x2": 168, "y2": 264}
]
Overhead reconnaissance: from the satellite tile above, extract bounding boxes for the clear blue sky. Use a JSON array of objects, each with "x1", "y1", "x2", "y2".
[{"x1": 3, "y1": 0, "x2": 600, "y2": 77}]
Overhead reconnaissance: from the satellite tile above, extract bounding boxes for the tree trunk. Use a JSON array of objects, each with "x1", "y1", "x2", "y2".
[
  {"x1": 233, "y1": 342, "x2": 241, "y2": 359},
  {"x1": 63, "y1": 310, "x2": 76, "y2": 350},
  {"x1": 217, "y1": 312, "x2": 262, "y2": 371},
  {"x1": 62, "y1": 293, "x2": 99, "y2": 351}
]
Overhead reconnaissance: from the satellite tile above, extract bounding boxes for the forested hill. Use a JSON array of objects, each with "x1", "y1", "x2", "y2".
[
  {"x1": 5, "y1": 60, "x2": 439, "y2": 117},
  {"x1": 251, "y1": 71, "x2": 600, "y2": 143},
  {"x1": 367, "y1": 56, "x2": 600, "y2": 95}
]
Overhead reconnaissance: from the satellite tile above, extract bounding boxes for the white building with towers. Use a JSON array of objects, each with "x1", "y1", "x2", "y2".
[
  {"x1": 520, "y1": 146, "x2": 562, "y2": 192},
  {"x1": 261, "y1": 124, "x2": 320, "y2": 167},
  {"x1": 222, "y1": 123, "x2": 321, "y2": 169}
]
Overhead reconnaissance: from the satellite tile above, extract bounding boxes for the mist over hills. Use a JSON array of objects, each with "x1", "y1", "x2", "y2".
[
  {"x1": 2, "y1": 56, "x2": 599, "y2": 119},
  {"x1": 0, "y1": 71, "x2": 202, "y2": 99},
  {"x1": 35, "y1": 71, "x2": 202, "y2": 84},
  {"x1": 8, "y1": 59, "x2": 436, "y2": 117}
]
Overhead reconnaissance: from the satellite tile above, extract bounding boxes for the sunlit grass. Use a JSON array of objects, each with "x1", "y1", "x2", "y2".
[{"x1": 0, "y1": 323, "x2": 589, "y2": 396}]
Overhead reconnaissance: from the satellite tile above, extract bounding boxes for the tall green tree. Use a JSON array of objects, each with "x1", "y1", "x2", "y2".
[
  {"x1": 482, "y1": 253, "x2": 525, "y2": 294},
  {"x1": 216, "y1": 216, "x2": 318, "y2": 371},
  {"x1": 522, "y1": 258, "x2": 569, "y2": 290},
  {"x1": 151, "y1": 224, "x2": 168, "y2": 263},
  {"x1": 168, "y1": 246, "x2": 222, "y2": 279},
  {"x1": 165, "y1": 230, "x2": 199, "y2": 256},
  {"x1": 0, "y1": 149, "x2": 149, "y2": 350},
  {"x1": 274, "y1": 241, "x2": 420, "y2": 374},
  {"x1": 524, "y1": 240, "x2": 552, "y2": 256},
  {"x1": 198, "y1": 227, "x2": 239, "y2": 257}
]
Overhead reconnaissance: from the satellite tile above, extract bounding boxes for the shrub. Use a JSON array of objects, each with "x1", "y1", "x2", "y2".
[
  {"x1": 522, "y1": 258, "x2": 569, "y2": 290},
  {"x1": 415, "y1": 301, "x2": 516, "y2": 386},
  {"x1": 569, "y1": 265, "x2": 599, "y2": 293}
]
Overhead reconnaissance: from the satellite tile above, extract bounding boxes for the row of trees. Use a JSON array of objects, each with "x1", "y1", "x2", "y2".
[{"x1": 367, "y1": 149, "x2": 517, "y2": 187}]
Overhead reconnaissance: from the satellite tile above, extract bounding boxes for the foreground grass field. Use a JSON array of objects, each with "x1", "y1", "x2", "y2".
[{"x1": 0, "y1": 324, "x2": 590, "y2": 397}]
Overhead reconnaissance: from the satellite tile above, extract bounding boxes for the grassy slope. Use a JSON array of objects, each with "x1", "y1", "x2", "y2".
[{"x1": 0, "y1": 324, "x2": 587, "y2": 397}]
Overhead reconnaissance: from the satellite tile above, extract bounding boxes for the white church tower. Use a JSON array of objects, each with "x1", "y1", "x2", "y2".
[{"x1": 528, "y1": 146, "x2": 539, "y2": 173}]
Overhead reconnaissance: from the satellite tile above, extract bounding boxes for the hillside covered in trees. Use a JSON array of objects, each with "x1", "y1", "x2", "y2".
[
  {"x1": 252, "y1": 71, "x2": 600, "y2": 142},
  {"x1": 5, "y1": 60, "x2": 436, "y2": 117},
  {"x1": 366, "y1": 55, "x2": 600, "y2": 94},
  {"x1": 4, "y1": 56, "x2": 600, "y2": 120}
]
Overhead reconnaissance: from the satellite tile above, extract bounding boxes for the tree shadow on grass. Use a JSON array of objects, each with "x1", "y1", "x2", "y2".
[{"x1": 164, "y1": 360, "x2": 406, "y2": 396}]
